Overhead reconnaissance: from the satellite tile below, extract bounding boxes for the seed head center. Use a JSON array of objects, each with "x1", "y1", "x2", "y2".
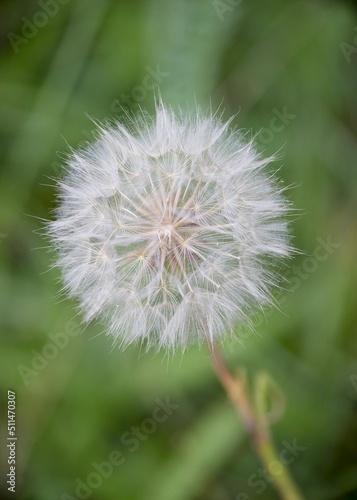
[{"x1": 157, "y1": 223, "x2": 175, "y2": 246}]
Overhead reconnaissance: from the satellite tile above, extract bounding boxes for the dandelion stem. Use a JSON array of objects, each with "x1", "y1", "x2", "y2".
[{"x1": 208, "y1": 342, "x2": 304, "y2": 500}]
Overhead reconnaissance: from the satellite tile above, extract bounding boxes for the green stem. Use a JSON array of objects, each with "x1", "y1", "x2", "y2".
[{"x1": 208, "y1": 343, "x2": 304, "y2": 500}]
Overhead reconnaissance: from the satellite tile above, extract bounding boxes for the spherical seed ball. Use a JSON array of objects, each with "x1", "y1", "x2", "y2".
[{"x1": 48, "y1": 105, "x2": 291, "y2": 350}]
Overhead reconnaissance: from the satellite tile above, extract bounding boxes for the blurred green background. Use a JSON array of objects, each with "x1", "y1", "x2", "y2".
[{"x1": 1, "y1": 0, "x2": 357, "y2": 499}]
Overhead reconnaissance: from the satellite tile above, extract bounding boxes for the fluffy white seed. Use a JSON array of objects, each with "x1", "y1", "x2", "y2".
[{"x1": 48, "y1": 104, "x2": 291, "y2": 350}]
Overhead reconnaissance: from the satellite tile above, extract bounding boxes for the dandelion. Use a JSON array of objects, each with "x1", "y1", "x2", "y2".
[
  {"x1": 48, "y1": 104, "x2": 291, "y2": 350},
  {"x1": 48, "y1": 103, "x2": 303, "y2": 499}
]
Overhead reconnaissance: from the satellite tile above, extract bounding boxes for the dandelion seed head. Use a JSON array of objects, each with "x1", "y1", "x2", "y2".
[{"x1": 48, "y1": 104, "x2": 291, "y2": 350}]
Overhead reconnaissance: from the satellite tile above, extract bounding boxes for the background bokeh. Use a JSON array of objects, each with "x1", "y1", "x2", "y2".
[{"x1": 1, "y1": 0, "x2": 357, "y2": 499}]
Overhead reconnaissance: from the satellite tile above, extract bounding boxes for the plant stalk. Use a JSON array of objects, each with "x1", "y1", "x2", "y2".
[{"x1": 208, "y1": 342, "x2": 304, "y2": 500}]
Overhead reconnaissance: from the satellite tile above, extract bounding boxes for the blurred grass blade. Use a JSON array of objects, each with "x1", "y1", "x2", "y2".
[
  {"x1": 1, "y1": 0, "x2": 111, "y2": 221},
  {"x1": 146, "y1": 401, "x2": 244, "y2": 500}
]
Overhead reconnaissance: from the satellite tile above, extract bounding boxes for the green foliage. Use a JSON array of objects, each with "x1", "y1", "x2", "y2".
[{"x1": 0, "y1": 0, "x2": 357, "y2": 499}]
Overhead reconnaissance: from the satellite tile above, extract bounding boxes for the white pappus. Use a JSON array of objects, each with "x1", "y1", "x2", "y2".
[{"x1": 48, "y1": 104, "x2": 292, "y2": 350}]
